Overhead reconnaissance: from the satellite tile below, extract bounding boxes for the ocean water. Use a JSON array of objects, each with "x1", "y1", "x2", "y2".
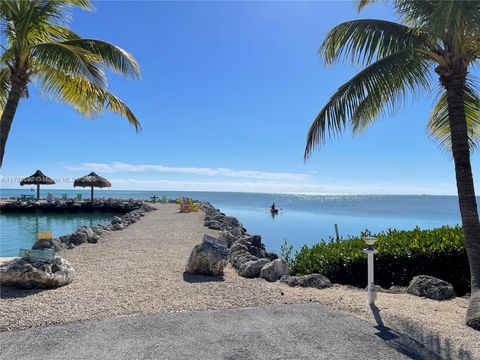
[{"x1": 0, "y1": 189, "x2": 469, "y2": 256}]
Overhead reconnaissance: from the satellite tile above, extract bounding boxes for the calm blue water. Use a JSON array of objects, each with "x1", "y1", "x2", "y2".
[
  {"x1": 0, "y1": 212, "x2": 116, "y2": 257},
  {"x1": 1, "y1": 189, "x2": 469, "y2": 256}
]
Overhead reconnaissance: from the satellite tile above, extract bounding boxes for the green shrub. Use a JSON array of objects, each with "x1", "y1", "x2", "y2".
[{"x1": 289, "y1": 225, "x2": 470, "y2": 295}]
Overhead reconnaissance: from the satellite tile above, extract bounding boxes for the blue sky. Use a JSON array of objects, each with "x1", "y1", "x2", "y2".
[{"x1": 1, "y1": 1, "x2": 479, "y2": 194}]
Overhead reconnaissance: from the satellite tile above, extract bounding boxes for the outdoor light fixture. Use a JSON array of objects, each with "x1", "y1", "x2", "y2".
[{"x1": 362, "y1": 237, "x2": 378, "y2": 305}]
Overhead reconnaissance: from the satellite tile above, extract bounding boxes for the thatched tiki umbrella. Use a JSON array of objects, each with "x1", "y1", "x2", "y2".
[
  {"x1": 20, "y1": 170, "x2": 55, "y2": 200},
  {"x1": 74, "y1": 172, "x2": 111, "y2": 202}
]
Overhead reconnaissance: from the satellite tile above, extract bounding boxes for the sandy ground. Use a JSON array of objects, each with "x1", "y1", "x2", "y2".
[{"x1": 1, "y1": 204, "x2": 479, "y2": 357}]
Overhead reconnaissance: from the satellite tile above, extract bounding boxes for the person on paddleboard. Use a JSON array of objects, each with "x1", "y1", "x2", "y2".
[{"x1": 271, "y1": 202, "x2": 276, "y2": 211}]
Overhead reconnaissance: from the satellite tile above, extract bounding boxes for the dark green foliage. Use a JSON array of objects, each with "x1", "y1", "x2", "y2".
[
  {"x1": 280, "y1": 239, "x2": 294, "y2": 268},
  {"x1": 290, "y1": 226, "x2": 470, "y2": 295}
]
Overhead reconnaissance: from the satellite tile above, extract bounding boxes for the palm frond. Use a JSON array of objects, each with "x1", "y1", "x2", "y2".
[
  {"x1": 30, "y1": 42, "x2": 106, "y2": 86},
  {"x1": 357, "y1": 0, "x2": 377, "y2": 12},
  {"x1": 305, "y1": 49, "x2": 432, "y2": 159},
  {"x1": 321, "y1": 19, "x2": 428, "y2": 66},
  {"x1": 35, "y1": 66, "x2": 140, "y2": 131},
  {"x1": 393, "y1": 0, "x2": 436, "y2": 28},
  {"x1": 44, "y1": 24, "x2": 81, "y2": 41},
  {"x1": 61, "y1": 39, "x2": 140, "y2": 77},
  {"x1": 428, "y1": 82, "x2": 480, "y2": 152},
  {"x1": 1, "y1": 0, "x2": 91, "y2": 48},
  {"x1": 0, "y1": 66, "x2": 10, "y2": 115}
]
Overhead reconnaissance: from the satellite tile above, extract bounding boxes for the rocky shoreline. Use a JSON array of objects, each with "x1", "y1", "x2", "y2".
[
  {"x1": 199, "y1": 201, "x2": 293, "y2": 282},
  {"x1": 198, "y1": 202, "x2": 334, "y2": 288},
  {"x1": 49, "y1": 202, "x2": 156, "y2": 251},
  {"x1": 186, "y1": 201, "x2": 333, "y2": 288},
  {"x1": 0, "y1": 199, "x2": 150, "y2": 213}
]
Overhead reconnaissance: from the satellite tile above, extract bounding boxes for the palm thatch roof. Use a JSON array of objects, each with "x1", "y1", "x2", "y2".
[
  {"x1": 20, "y1": 170, "x2": 55, "y2": 185},
  {"x1": 73, "y1": 172, "x2": 111, "y2": 188}
]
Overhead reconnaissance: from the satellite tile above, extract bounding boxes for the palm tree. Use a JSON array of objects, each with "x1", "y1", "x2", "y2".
[
  {"x1": 0, "y1": 0, "x2": 141, "y2": 167},
  {"x1": 305, "y1": 0, "x2": 480, "y2": 329}
]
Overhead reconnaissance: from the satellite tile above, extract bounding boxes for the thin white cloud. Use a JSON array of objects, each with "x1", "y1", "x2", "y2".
[
  {"x1": 1, "y1": 174, "x2": 458, "y2": 194},
  {"x1": 64, "y1": 162, "x2": 311, "y2": 181},
  {"x1": 106, "y1": 178, "x2": 457, "y2": 195}
]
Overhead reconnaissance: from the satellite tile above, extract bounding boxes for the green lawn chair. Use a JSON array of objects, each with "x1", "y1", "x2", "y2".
[
  {"x1": 162, "y1": 195, "x2": 168, "y2": 204},
  {"x1": 61, "y1": 194, "x2": 68, "y2": 201},
  {"x1": 186, "y1": 198, "x2": 199, "y2": 212},
  {"x1": 20, "y1": 194, "x2": 35, "y2": 202},
  {"x1": 76, "y1": 194, "x2": 82, "y2": 202}
]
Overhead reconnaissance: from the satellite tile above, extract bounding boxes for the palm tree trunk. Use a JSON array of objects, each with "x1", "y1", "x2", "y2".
[
  {"x1": 442, "y1": 69, "x2": 480, "y2": 330},
  {"x1": 0, "y1": 71, "x2": 27, "y2": 168}
]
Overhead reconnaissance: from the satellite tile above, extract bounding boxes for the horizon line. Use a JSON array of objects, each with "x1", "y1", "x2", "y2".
[{"x1": 0, "y1": 187, "x2": 461, "y2": 197}]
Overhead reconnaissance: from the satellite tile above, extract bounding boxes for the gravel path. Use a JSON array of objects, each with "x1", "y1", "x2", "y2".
[{"x1": 1, "y1": 204, "x2": 479, "y2": 357}]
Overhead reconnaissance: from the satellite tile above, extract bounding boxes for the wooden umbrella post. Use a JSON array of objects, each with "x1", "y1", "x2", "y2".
[
  {"x1": 91, "y1": 186, "x2": 94, "y2": 202},
  {"x1": 37, "y1": 184, "x2": 40, "y2": 201}
]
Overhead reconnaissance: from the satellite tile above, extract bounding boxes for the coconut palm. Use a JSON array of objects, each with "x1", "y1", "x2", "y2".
[
  {"x1": 0, "y1": 0, "x2": 141, "y2": 166},
  {"x1": 305, "y1": 0, "x2": 480, "y2": 329}
]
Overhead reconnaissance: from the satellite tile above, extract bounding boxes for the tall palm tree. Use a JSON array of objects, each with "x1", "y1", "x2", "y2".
[
  {"x1": 0, "y1": 0, "x2": 141, "y2": 166},
  {"x1": 305, "y1": 0, "x2": 480, "y2": 329}
]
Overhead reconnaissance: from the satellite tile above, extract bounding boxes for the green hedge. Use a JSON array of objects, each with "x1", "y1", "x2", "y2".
[{"x1": 289, "y1": 226, "x2": 470, "y2": 295}]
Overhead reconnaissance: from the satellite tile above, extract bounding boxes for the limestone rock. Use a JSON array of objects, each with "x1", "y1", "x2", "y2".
[
  {"x1": 265, "y1": 252, "x2": 279, "y2": 261},
  {"x1": 70, "y1": 231, "x2": 88, "y2": 245},
  {"x1": 407, "y1": 275, "x2": 456, "y2": 300},
  {"x1": 91, "y1": 226, "x2": 104, "y2": 235},
  {"x1": 32, "y1": 237, "x2": 62, "y2": 252},
  {"x1": 208, "y1": 223, "x2": 222, "y2": 230},
  {"x1": 231, "y1": 252, "x2": 255, "y2": 269},
  {"x1": 229, "y1": 243, "x2": 249, "y2": 256},
  {"x1": 111, "y1": 216, "x2": 122, "y2": 224},
  {"x1": 260, "y1": 259, "x2": 289, "y2": 282},
  {"x1": 78, "y1": 226, "x2": 94, "y2": 239},
  {"x1": 59, "y1": 234, "x2": 72, "y2": 245},
  {"x1": 218, "y1": 230, "x2": 239, "y2": 248},
  {"x1": 0, "y1": 257, "x2": 75, "y2": 289},
  {"x1": 280, "y1": 274, "x2": 332, "y2": 289},
  {"x1": 238, "y1": 259, "x2": 270, "y2": 278},
  {"x1": 87, "y1": 234, "x2": 100, "y2": 244},
  {"x1": 185, "y1": 242, "x2": 228, "y2": 276},
  {"x1": 112, "y1": 223, "x2": 124, "y2": 231},
  {"x1": 248, "y1": 235, "x2": 262, "y2": 248},
  {"x1": 222, "y1": 216, "x2": 240, "y2": 227},
  {"x1": 248, "y1": 245, "x2": 266, "y2": 259}
]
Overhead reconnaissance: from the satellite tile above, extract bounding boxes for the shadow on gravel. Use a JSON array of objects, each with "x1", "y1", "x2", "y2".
[
  {"x1": 0, "y1": 286, "x2": 46, "y2": 299},
  {"x1": 182, "y1": 272, "x2": 224, "y2": 283},
  {"x1": 370, "y1": 304, "x2": 474, "y2": 360}
]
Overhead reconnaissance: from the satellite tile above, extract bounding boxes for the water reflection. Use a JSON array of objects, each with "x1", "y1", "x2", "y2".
[{"x1": 270, "y1": 210, "x2": 277, "y2": 220}]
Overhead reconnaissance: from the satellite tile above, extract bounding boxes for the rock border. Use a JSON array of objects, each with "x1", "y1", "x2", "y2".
[
  {"x1": 0, "y1": 199, "x2": 152, "y2": 213},
  {"x1": 200, "y1": 202, "x2": 290, "y2": 281},
  {"x1": 30, "y1": 201, "x2": 156, "y2": 251}
]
